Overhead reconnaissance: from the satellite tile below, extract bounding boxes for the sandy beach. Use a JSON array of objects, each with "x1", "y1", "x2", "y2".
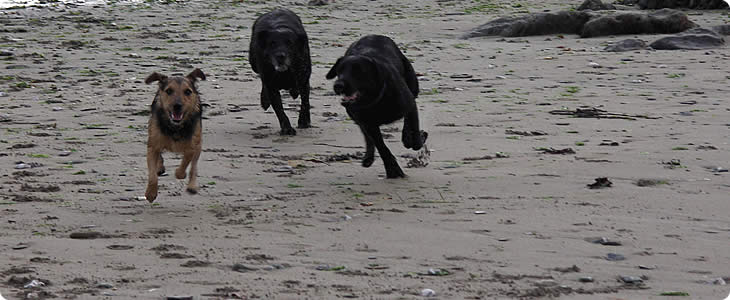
[{"x1": 1, "y1": 0, "x2": 729, "y2": 299}]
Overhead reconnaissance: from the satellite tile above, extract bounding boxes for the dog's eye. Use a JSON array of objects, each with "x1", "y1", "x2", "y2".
[
  {"x1": 165, "y1": 88, "x2": 173, "y2": 95},
  {"x1": 184, "y1": 89, "x2": 192, "y2": 96}
]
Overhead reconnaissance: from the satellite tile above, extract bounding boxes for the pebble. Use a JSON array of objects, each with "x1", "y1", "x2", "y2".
[
  {"x1": 15, "y1": 163, "x2": 31, "y2": 169},
  {"x1": 129, "y1": 53, "x2": 141, "y2": 58},
  {"x1": 534, "y1": 279, "x2": 558, "y2": 287},
  {"x1": 343, "y1": 215, "x2": 352, "y2": 221},
  {"x1": 0, "y1": 91, "x2": 7, "y2": 97},
  {"x1": 638, "y1": 265, "x2": 656, "y2": 270},
  {"x1": 619, "y1": 275, "x2": 643, "y2": 284},
  {"x1": 58, "y1": 150, "x2": 72, "y2": 157},
  {"x1": 474, "y1": 211, "x2": 486, "y2": 214},
  {"x1": 0, "y1": 50, "x2": 13, "y2": 56},
  {"x1": 588, "y1": 62, "x2": 601, "y2": 68},
  {"x1": 606, "y1": 253, "x2": 626, "y2": 261},
  {"x1": 96, "y1": 282, "x2": 114, "y2": 289},
  {"x1": 166, "y1": 296, "x2": 193, "y2": 300},
  {"x1": 713, "y1": 167, "x2": 728, "y2": 173},
  {"x1": 420, "y1": 289, "x2": 436, "y2": 297},
  {"x1": 52, "y1": 107, "x2": 63, "y2": 111},
  {"x1": 709, "y1": 277, "x2": 727, "y2": 285},
  {"x1": 579, "y1": 276, "x2": 594, "y2": 283},
  {"x1": 272, "y1": 165, "x2": 293, "y2": 172}
]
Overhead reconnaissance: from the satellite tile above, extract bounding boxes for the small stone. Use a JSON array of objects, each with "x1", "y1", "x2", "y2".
[
  {"x1": 421, "y1": 289, "x2": 436, "y2": 297},
  {"x1": 534, "y1": 279, "x2": 558, "y2": 287},
  {"x1": 713, "y1": 167, "x2": 728, "y2": 173},
  {"x1": 166, "y1": 296, "x2": 193, "y2": 300},
  {"x1": 619, "y1": 275, "x2": 643, "y2": 284},
  {"x1": 638, "y1": 265, "x2": 656, "y2": 270},
  {"x1": 58, "y1": 151, "x2": 72, "y2": 157},
  {"x1": 606, "y1": 253, "x2": 626, "y2": 261},
  {"x1": 15, "y1": 163, "x2": 31, "y2": 169},
  {"x1": 96, "y1": 282, "x2": 114, "y2": 289},
  {"x1": 579, "y1": 276, "x2": 594, "y2": 283},
  {"x1": 709, "y1": 277, "x2": 726, "y2": 285},
  {"x1": 129, "y1": 53, "x2": 141, "y2": 58},
  {"x1": 0, "y1": 91, "x2": 7, "y2": 97},
  {"x1": 0, "y1": 50, "x2": 13, "y2": 56},
  {"x1": 588, "y1": 62, "x2": 601, "y2": 68},
  {"x1": 23, "y1": 279, "x2": 45, "y2": 289},
  {"x1": 271, "y1": 166, "x2": 293, "y2": 173}
]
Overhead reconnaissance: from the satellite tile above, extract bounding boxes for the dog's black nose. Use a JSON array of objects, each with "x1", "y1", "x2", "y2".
[
  {"x1": 333, "y1": 81, "x2": 344, "y2": 95},
  {"x1": 173, "y1": 102, "x2": 183, "y2": 111}
]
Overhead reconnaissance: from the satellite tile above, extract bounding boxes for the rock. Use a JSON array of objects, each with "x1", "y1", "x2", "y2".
[
  {"x1": 69, "y1": 231, "x2": 107, "y2": 239},
  {"x1": 461, "y1": 11, "x2": 593, "y2": 38},
  {"x1": 96, "y1": 282, "x2": 113, "y2": 289},
  {"x1": 578, "y1": 0, "x2": 616, "y2": 10},
  {"x1": 711, "y1": 25, "x2": 730, "y2": 35},
  {"x1": 23, "y1": 279, "x2": 45, "y2": 288},
  {"x1": 232, "y1": 263, "x2": 258, "y2": 273},
  {"x1": 604, "y1": 39, "x2": 647, "y2": 52},
  {"x1": 588, "y1": 237, "x2": 622, "y2": 245},
  {"x1": 421, "y1": 289, "x2": 436, "y2": 297},
  {"x1": 166, "y1": 296, "x2": 193, "y2": 300},
  {"x1": 581, "y1": 9, "x2": 696, "y2": 38},
  {"x1": 606, "y1": 253, "x2": 626, "y2": 261},
  {"x1": 619, "y1": 275, "x2": 643, "y2": 284},
  {"x1": 0, "y1": 50, "x2": 13, "y2": 56},
  {"x1": 650, "y1": 28, "x2": 725, "y2": 50},
  {"x1": 307, "y1": 0, "x2": 332, "y2": 5},
  {"x1": 579, "y1": 276, "x2": 595, "y2": 283},
  {"x1": 709, "y1": 277, "x2": 726, "y2": 285},
  {"x1": 638, "y1": 0, "x2": 729, "y2": 9},
  {"x1": 587, "y1": 178, "x2": 613, "y2": 189}
]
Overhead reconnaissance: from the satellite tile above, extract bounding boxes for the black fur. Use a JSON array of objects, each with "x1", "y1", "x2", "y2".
[
  {"x1": 326, "y1": 35, "x2": 427, "y2": 179},
  {"x1": 249, "y1": 8, "x2": 312, "y2": 136},
  {"x1": 151, "y1": 93, "x2": 202, "y2": 142}
]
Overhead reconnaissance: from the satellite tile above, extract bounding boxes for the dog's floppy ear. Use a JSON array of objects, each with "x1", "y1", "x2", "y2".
[
  {"x1": 187, "y1": 68, "x2": 206, "y2": 83},
  {"x1": 145, "y1": 72, "x2": 167, "y2": 85},
  {"x1": 326, "y1": 57, "x2": 343, "y2": 80}
]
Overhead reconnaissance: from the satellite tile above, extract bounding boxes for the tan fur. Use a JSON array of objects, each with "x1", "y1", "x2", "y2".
[{"x1": 144, "y1": 69, "x2": 205, "y2": 203}]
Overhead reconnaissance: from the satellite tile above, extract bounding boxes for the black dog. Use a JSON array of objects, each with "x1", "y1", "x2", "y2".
[
  {"x1": 249, "y1": 8, "x2": 312, "y2": 136},
  {"x1": 326, "y1": 35, "x2": 427, "y2": 178}
]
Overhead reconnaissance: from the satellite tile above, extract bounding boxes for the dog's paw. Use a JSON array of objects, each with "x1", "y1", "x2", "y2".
[
  {"x1": 186, "y1": 186, "x2": 199, "y2": 195},
  {"x1": 411, "y1": 130, "x2": 428, "y2": 151},
  {"x1": 145, "y1": 187, "x2": 158, "y2": 203},
  {"x1": 297, "y1": 118, "x2": 311, "y2": 129},
  {"x1": 174, "y1": 168, "x2": 187, "y2": 179},
  {"x1": 280, "y1": 127, "x2": 297, "y2": 136},
  {"x1": 362, "y1": 155, "x2": 375, "y2": 168},
  {"x1": 385, "y1": 167, "x2": 406, "y2": 179}
]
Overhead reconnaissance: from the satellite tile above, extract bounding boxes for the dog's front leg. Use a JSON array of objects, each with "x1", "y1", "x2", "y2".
[
  {"x1": 402, "y1": 108, "x2": 426, "y2": 151},
  {"x1": 297, "y1": 83, "x2": 311, "y2": 129},
  {"x1": 185, "y1": 147, "x2": 201, "y2": 195},
  {"x1": 363, "y1": 125, "x2": 404, "y2": 178},
  {"x1": 145, "y1": 146, "x2": 161, "y2": 202},
  {"x1": 359, "y1": 125, "x2": 375, "y2": 167},
  {"x1": 267, "y1": 87, "x2": 296, "y2": 136}
]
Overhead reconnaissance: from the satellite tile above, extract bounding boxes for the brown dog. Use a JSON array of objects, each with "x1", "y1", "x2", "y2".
[{"x1": 144, "y1": 69, "x2": 206, "y2": 203}]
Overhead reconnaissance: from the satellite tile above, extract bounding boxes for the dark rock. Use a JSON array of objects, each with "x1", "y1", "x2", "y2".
[
  {"x1": 604, "y1": 39, "x2": 647, "y2": 52},
  {"x1": 606, "y1": 253, "x2": 626, "y2": 261},
  {"x1": 69, "y1": 231, "x2": 108, "y2": 239},
  {"x1": 307, "y1": 0, "x2": 331, "y2": 5},
  {"x1": 461, "y1": 11, "x2": 593, "y2": 38},
  {"x1": 581, "y1": 9, "x2": 696, "y2": 38},
  {"x1": 711, "y1": 25, "x2": 730, "y2": 35},
  {"x1": 619, "y1": 275, "x2": 643, "y2": 284},
  {"x1": 650, "y1": 28, "x2": 725, "y2": 50},
  {"x1": 578, "y1": 0, "x2": 616, "y2": 10},
  {"x1": 232, "y1": 263, "x2": 258, "y2": 273},
  {"x1": 587, "y1": 177, "x2": 613, "y2": 189},
  {"x1": 638, "y1": 0, "x2": 728, "y2": 9}
]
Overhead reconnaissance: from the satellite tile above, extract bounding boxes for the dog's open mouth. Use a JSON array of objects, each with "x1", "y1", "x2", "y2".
[
  {"x1": 169, "y1": 111, "x2": 184, "y2": 123},
  {"x1": 341, "y1": 91, "x2": 360, "y2": 105}
]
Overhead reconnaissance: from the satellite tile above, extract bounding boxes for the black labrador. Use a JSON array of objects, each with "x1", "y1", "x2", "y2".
[
  {"x1": 326, "y1": 35, "x2": 427, "y2": 178},
  {"x1": 249, "y1": 8, "x2": 311, "y2": 135}
]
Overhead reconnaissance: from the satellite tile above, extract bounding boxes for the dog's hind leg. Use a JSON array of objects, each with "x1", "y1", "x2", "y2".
[
  {"x1": 363, "y1": 125, "x2": 404, "y2": 178},
  {"x1": 267, "y1": 87, "x2": 296, "y2": 135},
  {"x1": 297, "y1": 84, "x2": 311, "y2": 129},
  {"x1": 145, "y1": 147, "x2": 161, "y2": 202},
  {"x1": 359, "y1": 125, "x2": 375, "y2": 167}
]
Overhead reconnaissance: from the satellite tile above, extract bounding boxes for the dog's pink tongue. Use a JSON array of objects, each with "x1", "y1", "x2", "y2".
[{"x1": 171, "y1": 112, "x2": 183, "y2": 121}]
